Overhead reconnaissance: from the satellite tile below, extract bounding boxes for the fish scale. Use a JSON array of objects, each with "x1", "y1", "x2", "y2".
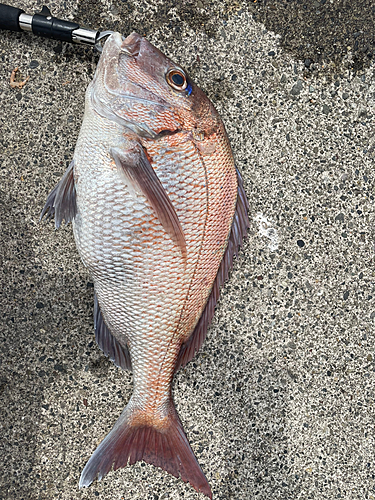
[{"x1": 41, "y1": 31, "x2": 249, "y2": 499}]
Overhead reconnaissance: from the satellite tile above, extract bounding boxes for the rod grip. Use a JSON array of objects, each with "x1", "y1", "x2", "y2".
[{"x1": 0, "y1": 3, "x2": 24, "y2": 31}]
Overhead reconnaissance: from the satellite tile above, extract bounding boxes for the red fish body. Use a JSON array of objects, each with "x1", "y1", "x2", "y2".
[{"x1": 41, "y1": 32, "x2": 249, "y2": 498}]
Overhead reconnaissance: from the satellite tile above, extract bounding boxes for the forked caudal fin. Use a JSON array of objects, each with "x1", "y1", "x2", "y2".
[{"x1": 79, "y1": 398, "x2": 212, "y2": 498}]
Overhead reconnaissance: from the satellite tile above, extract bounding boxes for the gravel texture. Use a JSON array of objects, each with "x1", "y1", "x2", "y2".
[{"x1": 1, "y1": 1, "x2": 374, "y2": 499}]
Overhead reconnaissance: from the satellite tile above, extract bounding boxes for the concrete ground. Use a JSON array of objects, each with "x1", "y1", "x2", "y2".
[{"x1": 1, "y1": 0, "x2": 374, "y2": 499}]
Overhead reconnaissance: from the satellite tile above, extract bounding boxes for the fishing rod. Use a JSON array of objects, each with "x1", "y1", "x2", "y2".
[{"x1": 0, "y1": 3, "x2": 113, "y2": 51}]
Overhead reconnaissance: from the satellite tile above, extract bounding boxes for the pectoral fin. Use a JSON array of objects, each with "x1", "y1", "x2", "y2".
[
  {"x1": 40, "y1": 160, "x2": 76, "y2": 228},
  {"x1": 111, "y1": 145, "x2": 186, "y2": 260}
]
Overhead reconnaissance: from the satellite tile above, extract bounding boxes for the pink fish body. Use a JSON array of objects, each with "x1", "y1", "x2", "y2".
[{"x1": 41, "y1": 32, "x2": 249, "y2": 498}]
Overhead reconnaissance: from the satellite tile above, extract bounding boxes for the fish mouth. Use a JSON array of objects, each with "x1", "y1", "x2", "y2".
[
  {"x1": 103, "y1": 32, "x2": 145, "y2": 68},
  {"x1": 103, "y1": 31, "x2": 141, "y2": 57},
  {"x1": 119, "y1": 32, "x2": 142, "y2": 57}
]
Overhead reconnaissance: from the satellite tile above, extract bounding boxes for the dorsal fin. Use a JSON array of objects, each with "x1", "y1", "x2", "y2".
[
  {"x1": 94, "y1": 294, "x2": 132, "y2": 371},
  {"x1": 175, "y1": 169, "x2": 249, "y2": 371},
  {"x1": 40, "y1": 160, "x2": 77, "y2": 228}
]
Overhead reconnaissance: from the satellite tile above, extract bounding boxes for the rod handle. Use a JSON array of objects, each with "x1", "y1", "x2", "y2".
[{"x1": 0, "y1": 3, "x2": 24, "y2": 32}]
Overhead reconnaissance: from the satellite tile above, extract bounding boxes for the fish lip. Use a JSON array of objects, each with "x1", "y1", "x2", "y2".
[
  {"x1": 101, "y1": 32, "x2": 135, "y2": 58},
  {"x1": 107, "y1": 32, "x2": 142, "y2": 58},
  {"x1": 119, "y1": 41, "x2": 135, "y2": 56}
]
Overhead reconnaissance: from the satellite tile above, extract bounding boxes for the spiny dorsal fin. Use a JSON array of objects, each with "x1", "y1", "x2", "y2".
[
  {"x1": 175, "y1": 168, "x2": 249, "y2": 371},
  {"x1": 94, "y1": 294, "x2": 132, "y2": 371},
  {"x1": 40, "y1": 160, "x2": 76, "y2": 228}
]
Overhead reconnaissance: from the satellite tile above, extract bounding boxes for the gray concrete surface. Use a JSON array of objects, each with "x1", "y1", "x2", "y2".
[{"x1": 1, "y1": 1, "x2": 375, "y2": 499}]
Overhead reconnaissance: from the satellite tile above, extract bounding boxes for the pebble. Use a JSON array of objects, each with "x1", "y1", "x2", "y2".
[{"x1": 290, "y1": 79, "x2": 303, "y2": 95}]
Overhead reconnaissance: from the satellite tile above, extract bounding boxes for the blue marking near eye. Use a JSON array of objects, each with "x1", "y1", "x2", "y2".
[{"x1": 186, "y1": 84, "x2": 192, "y2": 96}]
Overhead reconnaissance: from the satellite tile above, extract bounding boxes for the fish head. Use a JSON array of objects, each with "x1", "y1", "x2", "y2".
[{"x1": 90, "y1": 32, "x2": 221, "y2": 139}]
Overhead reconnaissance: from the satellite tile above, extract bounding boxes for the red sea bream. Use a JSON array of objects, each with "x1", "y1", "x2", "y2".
[{"x1": 41, "y1": 32, "x2": 249, "y2": 498}]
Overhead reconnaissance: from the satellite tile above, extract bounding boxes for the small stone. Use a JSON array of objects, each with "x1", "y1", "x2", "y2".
[
  {"x1": 342, "y1": 92, "x2": 349, "y2": 100},
  {"x1": 297, "y1": 240, "x2": 305, "y2": 247},
  {"x1": 343, "y1": 291, "x2": 349, "y2": 300},
  {"x1": 280, "y1": 74, "x2": 287, "y2": 83},
  {"x1": 268, "y1": 51, "x2": 275, "y2": 56},
  {"x1": 304, "y1": 58, "x2": 311, "y2": 68},
  {"x1": 309, "y1": 85, "x2": 315, "y2": 92},
  {"x1": 367, "y1": 354, "x2": 373, "y2": 362},
  {"x1": 54, "y1": 364, "x2": 66, "y2": 372},
  {"x1": 290, "y1": 79, "x2": 303, "y2": 96},
  {"x1": 36, "y1": 302, "x2": 44, "y2": 309},
  {"x1": 29, "y1": 60, "x2": 39, "y2": 69},
  {"x1": 109, "y1": 5, "x2": 119, "y2": 15},
  {"x1": 322, "y1": 104, "x2": 331, "y2": 115},
  {"x1": 335, "y1": 213, "x2": 345, "y2": 222}
]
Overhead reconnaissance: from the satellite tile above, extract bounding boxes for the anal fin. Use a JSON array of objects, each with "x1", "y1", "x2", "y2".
[
  {"x1": 94, "y1": 294, "x2": 132, "y2": 371},
  {"x1": 40, "y1": 160, "x2": 76, "y2": 228},
  {"x1": 175, "y1": 168, "x2": 249, "y2": 371}
]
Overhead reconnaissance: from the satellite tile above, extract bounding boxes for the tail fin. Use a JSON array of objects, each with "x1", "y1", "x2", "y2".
[{"x1": 79, "y1": 398, "x2": 212, "y2": 499}]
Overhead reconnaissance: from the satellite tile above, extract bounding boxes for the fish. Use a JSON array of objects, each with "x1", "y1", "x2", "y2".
[{"x1": 40, "y1": 32, "x2": 249, "y2": 498}]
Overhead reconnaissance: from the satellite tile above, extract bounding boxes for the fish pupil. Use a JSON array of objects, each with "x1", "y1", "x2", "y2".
[{"x1": 172, "y1": 73, "x2": 184, "y2": 86}]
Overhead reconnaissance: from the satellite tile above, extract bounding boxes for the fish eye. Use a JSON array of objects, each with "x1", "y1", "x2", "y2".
[{"x1": 166, "y1": 68, "x2": 188, "y2": 91}]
